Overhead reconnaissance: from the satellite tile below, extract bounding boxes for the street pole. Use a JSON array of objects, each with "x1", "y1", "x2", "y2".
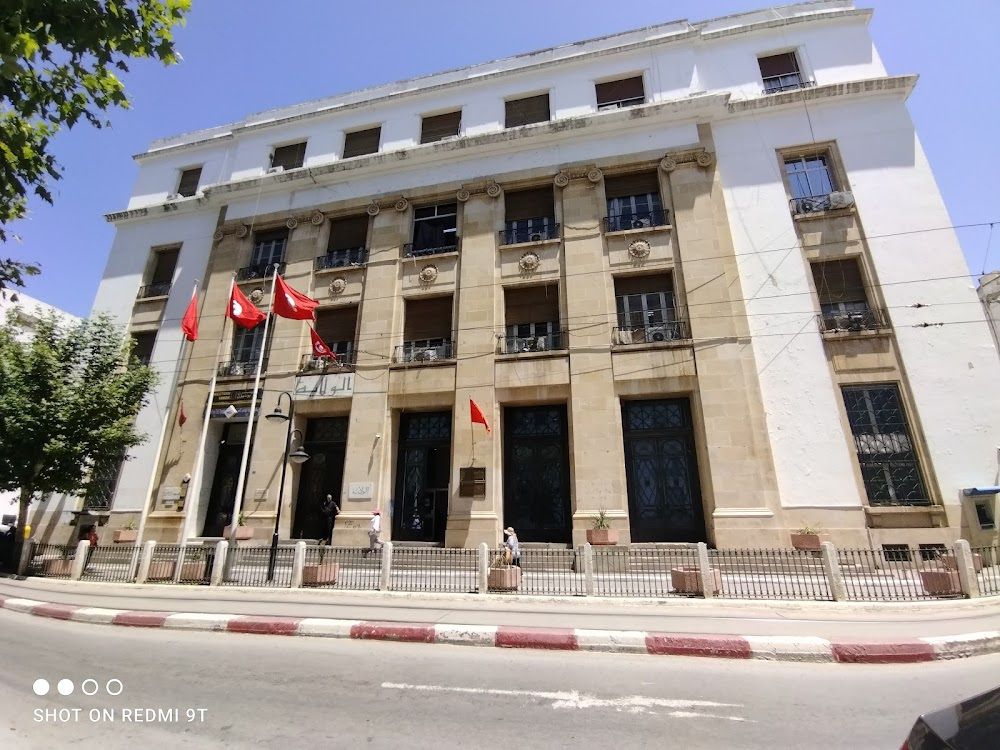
[{"x1": 267, "y1": 393, "x2": 294, "y2": 582}]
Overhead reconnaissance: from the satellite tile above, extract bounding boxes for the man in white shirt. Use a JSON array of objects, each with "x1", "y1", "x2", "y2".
[{"x1": 368, "y1": 509, "x2": 383, "y2": 552}]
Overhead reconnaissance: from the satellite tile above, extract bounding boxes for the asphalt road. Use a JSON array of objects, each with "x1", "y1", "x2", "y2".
[{"x1": 2, "y1": 609, "x2": 999, "y2": 750}]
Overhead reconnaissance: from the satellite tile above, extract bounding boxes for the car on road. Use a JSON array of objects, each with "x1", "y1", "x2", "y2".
[{"x1": 900, "y1": 685, "x2": 1000, "y2": 749}]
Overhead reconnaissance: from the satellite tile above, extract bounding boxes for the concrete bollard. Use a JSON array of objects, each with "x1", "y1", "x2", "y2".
[
  {"x1": 478, "y1": 543, "x2": 489, "y2": 594},
  {"x1": 290, "y1": 541, "x2": 306, "y2": 589},
  {"x1": 172, "y1": 544, "x2": 187, "y2": 584},
  {"x1": 379, "y1": 541, "x2": 393, "y2": 591},
  {"x1": 70, "y1": 540, "x2": 91, "y2": 580},
  {"x1": 696, "y1": 542, "x2": 715, "y2": 599},
  {"x1": 210, "y1": 541, "x2": 228, "y2": 587},
  {"x1": 583, "y1": 544, "x2": 595, "y2": 597},
  {"x1": 136, "y1": 540, "x2": 156, "y2": 584},
  {"x1": 820, "y1": 541, "x2": 847, "y2": 602},
  {"x1": 954, "y1": 539, "x2": 981, "y2": 599}
]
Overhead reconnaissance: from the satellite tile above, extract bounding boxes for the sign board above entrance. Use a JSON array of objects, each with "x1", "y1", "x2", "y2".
[{"x1": 294, "y1": 372, "x2": 354, "y2": 400}]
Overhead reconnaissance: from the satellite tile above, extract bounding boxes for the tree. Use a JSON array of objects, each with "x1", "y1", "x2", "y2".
[
  {"x1": 0, "y1": 0, "x2": 191, "y2": 291},
  {"x1": 0, "y1": 310, "x2": 157, "y2": 565}
]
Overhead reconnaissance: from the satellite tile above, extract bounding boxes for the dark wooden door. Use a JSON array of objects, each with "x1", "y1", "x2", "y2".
[
  {"x1": 393, "y1": 412, "x2": 452, "y2": 543},
  {"x1": 202, "y1": 423, "x2": 250, "y2": 537},
  {"x1": 293, "y1": 417, "x2": 349, "y2": 539}
]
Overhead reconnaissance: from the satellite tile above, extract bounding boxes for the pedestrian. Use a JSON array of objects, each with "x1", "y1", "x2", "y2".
[
  {"x1": 85, "y1": 525, "x2": 99, "y2": 570},
  {"x1": 503, "y1": 526, "x2": 520, "y2": 568},
  {"x1": 320, "y1": 494, "x2": 340, "y2": 545},
  {"x1": 367, "y1": 509, "x2": 383, "y2": 553}
]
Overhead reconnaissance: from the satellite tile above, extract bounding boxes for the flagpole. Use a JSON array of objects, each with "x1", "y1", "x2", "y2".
[
  {"x1": 180, "y1": 276, "x2": 234, "y2": 543},
  {"x1": 226, "y1": 266, "x2": 275, "y2": 550}
]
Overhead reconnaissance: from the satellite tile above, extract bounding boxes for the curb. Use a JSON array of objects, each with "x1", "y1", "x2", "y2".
[{"x1": 3, "y1": 594, "x2": 999, "y2": 664}]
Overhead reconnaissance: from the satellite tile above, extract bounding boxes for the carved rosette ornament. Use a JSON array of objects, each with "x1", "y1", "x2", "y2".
[
  {"x1": 554, "y1": 172, "x2": 570, "y2": 188},
  {"x1": 249, "y1": 289, "x2": 265, "y2": 303},
  {"x1": 627, "y1": 240, "x2": 652, "y2": 260},
  {"x1": 310, "y1": 210, "x2": 325, "y2": 226},
  {"x1": 587, "y1": 168, "x2": 603, "y2": 184},
  {"x1": 456, "y1": 189, "x2": 471, "y2": 203},
  {"x1": 213, "y1": 229, "x2": 225, "y2": 242},
  {"x1": 285, "y1": 216, "x2": 298, "y2": 230},
  {"x1": 659, "y1": 157, "x2": 677, "y2": 173},
  {"x1": 518, "y1": 252, "x2": 541, "y2": 273},
  {"x1": 235, "y1": 224, "x2": 249, "y2": 238},
  {"x1": 366, "y1": 202, "x2": 380, "y2": 217},
  {"x1": 394, "y1": 197, "x2": 409, "y2": 212},
  {"x1": 329, "y1": 277, "x2": 348, "y2": 295},
  {"x1": 486, "y1": 182, "x2": 502, "y2": 199},
  {"x1": 418, "y1": 265, "x2": 439, "y2": 283},
  {"x1": 696, "y1": 152, "x2": 714, "y2": 168}
]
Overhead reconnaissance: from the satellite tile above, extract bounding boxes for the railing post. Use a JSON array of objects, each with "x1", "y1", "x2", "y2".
[
  {"x1": 172, "y1": 543, "x2": 187, "y2": 584},
  {"x1": 210, "y1": 541, "x2": 228, "y2": 587},
  {"x1": 820, "y1": 541, "x2": 847, "y2": 602},
  {"x1": 70, "y1": 541, "x2": 90, "y2": 581},
  {"x1": 954, "y1": 539, "x2": 981, "y2": 599},
  {"x1": 583, "y1": 543, "x2": 595, "y2": 596},
  {"x1": 477, "y1": 543, "x2": 489, "y2": 594},
  {"x1": 127, "y1": 543, "x2": 142, "y2": 582},
  {"x1": 696, "y1": 542, "x2": 715, "y2": 599},
  {"x1": 136, "y1": 541, "x2": 156, "y2": 584},
  {"x1": 379, "y1": 541, "x2": 393, "y2": 592},
  {"x1": 291, "y1": 541, "x2": 306, "y2": 589}
]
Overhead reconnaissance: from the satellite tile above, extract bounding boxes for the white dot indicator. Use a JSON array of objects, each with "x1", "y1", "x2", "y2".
[
  {"x1": 57, "y1": 679, "x2": 74, "y2": 696},
  {"x1": 82, "y1": 679, "x2": 98, "y2": 696},
  {"x1": 32, "y1": 679, "x2": 49, "y2": 696},
  {"x1": 106, "y1": 679, "x2": 123, "y2": 696}
]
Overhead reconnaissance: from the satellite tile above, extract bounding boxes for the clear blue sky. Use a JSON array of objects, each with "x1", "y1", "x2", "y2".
[{"x1": 8, "y1": 0, "x2": 1000, "y2": 317}]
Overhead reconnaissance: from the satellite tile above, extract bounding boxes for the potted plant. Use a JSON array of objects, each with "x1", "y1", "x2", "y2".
[
  {"x1": 939, "y1": 550, "x2": 984, "y2": 573},
  {"x1": 223, "y1": 512, "x2": 254, "y2": 541},
  {"x1": 790, "y1": 523, "x2": 829, "y2": 552},
  {"x1": 302, "y1": 543, "x2": 339, "y2": 586},
  {"x1": 113, "y1": 519, "x2": 138, "y2": 544},
  {"x1": 919, "y1": 567, "x2": 961, "y2": 596},
  {"x1": 670, "y1": 566, "x2": 722, "y2": 595},
  {"x1": 487, "y1": 546, "x2": 521, "y2": 591},
  {"x1": 586, "y1": 508, "x2": 619, "y2": 546}
]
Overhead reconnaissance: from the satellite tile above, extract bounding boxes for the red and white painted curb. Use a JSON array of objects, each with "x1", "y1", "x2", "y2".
[{"x1": 3, "y1": 594, "x2": 998, "y2": 664}]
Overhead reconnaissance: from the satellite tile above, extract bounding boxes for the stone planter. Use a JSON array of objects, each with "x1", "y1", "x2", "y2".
[
  {"x1": 146, "y1": 560, "x2": 177, "y2": 581},
  {"x1": 586, "y1": 529, "x2": 619, "y2": 546},
  {"x1": 790, "y1": 533, "x2": 829, "y2": 552},
  {"x1": 941, "y1": 553, "x2": 984, "y2": 573},
  {"x1": 671, "y1": 566, "x2": 722, "y2": 595},
  {"x1": 223, "y1": 525, "x2": 254, "y2": 541},
  {"x1": 43, "y1": 558, "x2": 74, "y2": 576},
  {"x1": 488, "y1": 566, "x2": 521, "y2": 591},
  {"x1": 113, "y1": 529, "x2": 137, "y2": 544},
  {"x1": 179, "y1": 560, "x2": 208, "y2": 581},
  {"x1": 919, "y1": 569, "x2": 961, "y2": 596},
  {"x1": 302, "y1": 562, "x2": 339, "y2": 586}
]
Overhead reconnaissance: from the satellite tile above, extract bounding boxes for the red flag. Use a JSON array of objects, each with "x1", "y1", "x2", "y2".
[
  {"x1": 470, "y1": 399, "x2": 491, "y2": 436},
  {"x1": 309, "y1": 327, "x2": 335, "y2": 359},
  {"x1": 227, "y1": 285, "x2": 266, "y2": 329},
  {"x1": 273, "y1": 273, "x2": 319, "y2": 321},
  {"x1": 181, "y1": 287, "x2": 198, "y2": 342},
  {"x1": 178, "y1": 399, "x2": 187, "y2": 427}
]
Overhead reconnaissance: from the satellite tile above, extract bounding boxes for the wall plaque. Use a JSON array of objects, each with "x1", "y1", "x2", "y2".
[{"x1": 459, "y1": 467, "x2": 486, "y2": 497}]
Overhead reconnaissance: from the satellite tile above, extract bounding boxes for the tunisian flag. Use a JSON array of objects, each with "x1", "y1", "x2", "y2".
[
  {"x1": 178, "y1": 399, "x2": 187, "y2": 427},
  {"x1": 227, "y1": 285, "x2": 266, "y2": 328},
  {"x1": 273, "y1": 273, "x2": 319, "y2": 320},
  {"x1": 180, "y1": 287, "x2": 198, "y2": 342},
  {"x1": 309, "y1": 327, "x2": 335, "y2": 359},
  {"x1": 470, "y1": 399, "x2": 491, "y2": 437}
]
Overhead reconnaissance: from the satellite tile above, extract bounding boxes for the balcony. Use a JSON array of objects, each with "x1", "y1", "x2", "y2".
[
  {"x1": 612, "y1": 319, "x2": 690, "y2": 346},
  {"x1": 597, "y1": 96, "x2": 644, "y2": 111},
  {"x1": 499, "y1": 220, "x2": 559, "y2": 246},
  {"x1": 604, "y1": 209, "x2": 670, "y2": 233},
  {"x1": 137, "y1": 281, "x2": 171, "y2": 299},
  {"x1": 298, "y1": 350, "x2": 356, "y2": 372},
  {"x1": 790, "y1": 192, "x2": 855, "y2": 215},
  {"x1": 218, "y1": 358, "x2": 266, "y2": 378},
  {"x1": 499, "y1": 328, "x2": 566, "y2": 355},
  {"x1": 236, "y1": 261, "x2": 286, "y2": 281},
  {"x1": 315, "y1": 247, "x2": 368, "y2": 270},
  {"x1": 818, "y1": 307, "x2": 890, "y2": 334},
  {"x1": 394, "y1": 339, "x2": 454, "y2": 364},
  {"x1": 404, "y1": 241, "x2": 458, "y2": 259},
  {"x1": 763, "y1": 76, "x2": 815, "y2": 94}
]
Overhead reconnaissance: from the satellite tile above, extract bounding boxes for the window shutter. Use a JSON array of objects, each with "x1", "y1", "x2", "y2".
[
  {"x1": 758, "y1": 53, "x2": 799, "y2": 78},
  {"x1": 505, "y1": 188, "x2": 555, "y2": 221},
  {"x1": 420, "y1": 111, "x2": 462, "y2": 143},
  {"x1": 505, "y1": 284, "x2": 559, "y2": 325},
  {"x1": 177, "y1": 168, "x2": 202, "y2": 197},
  {"x1": 811, "y1": 259, "x2": 866, "y2": 304},
  {"x1": 604, "y1": 172, "x2": 661, "y2": 200},
  {"x1": 315, "y1": 306, "x2": 359, "y2": 343},
  {"x1": 343, "y1": 127, "x2": 381, "y2": 158},
  {"x1": 271, "y1": 142, "x2": 307, "y2": 170},
  {"x1": 505, "y1": 94, "x2": 550, "y2": 128},
  {"x1": 614, "y1": 273, "x2": 673, "y2": 297},
  {"x1": 151, "y1": 248, "x2": 180, "y2": 284},
  {"x1": 595, "y1": 76, "x2": 645, "y2": 106},
  {"x1": 404, "y1": 296, "x2": 454, "y2": 340},
  {"x1": 328, "y1": 216, "x2": 369, "y2": 250}
]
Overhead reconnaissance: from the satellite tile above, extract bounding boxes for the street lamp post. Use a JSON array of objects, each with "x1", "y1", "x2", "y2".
[{"x1": 265, "y1": 392, "x2": 309, "y2": 582}]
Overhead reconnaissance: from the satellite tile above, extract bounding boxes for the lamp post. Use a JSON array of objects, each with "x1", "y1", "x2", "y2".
[{"x1": 265, "y1": 392, "x2": 309, "y2": 581}]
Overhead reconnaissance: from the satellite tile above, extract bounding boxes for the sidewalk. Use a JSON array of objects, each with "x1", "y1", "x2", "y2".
[{"x1": 3, "y1": 576, "x2": 1000, "y2": 664}]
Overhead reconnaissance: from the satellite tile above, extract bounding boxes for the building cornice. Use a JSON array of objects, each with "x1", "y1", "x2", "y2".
[{"x1": 725, "y1": 74, "x2": 917, "y2": 114}]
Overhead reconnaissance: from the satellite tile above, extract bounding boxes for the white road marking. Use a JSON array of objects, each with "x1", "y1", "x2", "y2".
[{"x1": 380, "y1": 682, "x2": 748, "y2": 720}]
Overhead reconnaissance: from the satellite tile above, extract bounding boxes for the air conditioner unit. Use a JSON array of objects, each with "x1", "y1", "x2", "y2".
[
  {"x1": 828, "y1": 191, "x2": 855, "y2": 209},
  {"x1": 616, "y1": 328, "x2": 635, "y2": 345},
  {"x1": 230, "y1": 363, "x2": 246, "y2": 376},
  {"x1": 631, "y1": 217, "x2": 652, "y2": 229},
  {"x1": 528, "y1": 232, "x2": 544, "y2": 242},
  {"x1": 534, "y1": 336, "x2": 546, "y2": 351},
  {"x1": 645, "y1": 325, "x2": 671, "y2": 343},
  {"x1": 267, "y1": 166, "x2": 284, "y2": 174},
  {"x1": 846, "y1": 311, "x2": 866, "y2": 331},
  {"x1": 166, "y1": 193, "x2": 181, "y2": 201}
]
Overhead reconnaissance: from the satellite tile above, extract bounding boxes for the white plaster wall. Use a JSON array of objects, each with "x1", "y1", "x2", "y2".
[
  {"x1": 91, "y1": 211, "x2": 218, "y2": 512},
  {"x1": 127, "y1": 142, "x2": 234, "y2": 209}
]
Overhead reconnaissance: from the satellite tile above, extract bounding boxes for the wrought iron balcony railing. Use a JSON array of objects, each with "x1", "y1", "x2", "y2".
[
  {"x1": 218, "y1": 358, "x2": 267, "y2": 378},
  {"x1": 394, "y1": 339, "x2": 454, "y2": 364},
  {"x1": 597, "y1": 96, "x2": 645, "y2": 111},
  {"x1": 137, "y1": 281, "x2": 171, "y2": 299},
  {"x1": 762, "y1": 76, "x2": 815, "y2": 94},
  {"x1": 499, "y1": 329, "x2": 566, "y2": 354},
  {"x1": 499, "y1": 220, "x2": 560, "y2": 246},
  {"x1": 236, "y1": 261, "x2": 286, "y2": 281},
  {"x1": 612, "y1": 319, "x2": 690, "y2": 346},
  {"x1": 403, "y1": 242, "x2": 459, "y2": 258},
  {"x1": 315, "y1": 247, "x2": 368, "y2": 270},
  {"x1": 604, "y1": 209, "x2": 670, "y2": 233},
  {"x1": 818, "y1": 307, "x2": 890, "y2": 334},
  {"x1": 298, "y1": 350, "x2": 357, "y2": 372}
]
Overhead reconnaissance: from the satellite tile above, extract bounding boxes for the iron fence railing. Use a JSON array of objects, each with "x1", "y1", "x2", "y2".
[
  {"x1": 137, "y1": 281, "x2": 171, "y2": 299},
  {"x1": 499, "y1": 221, "x2": 560, "y2": 245},
  {"x1": 763, "y1": 76, "x2": 815, "y2": 94},
  {"x1": 220, "y1": 545, "x2": 295, "y2": 587},
  {"x1": 299, "y1": 351, "x2": 357, "y2": 373},
  {"x1": 302, "y1": 546, "x2": 381, "y2": 590},
  {"x1": 604, "y1": 209, "x2": 670, "y2": 233},
  {"x1": 218, "y1": 358, "x2": 267, "y2": 378},
  {"x1": 315, "y1": 247, "x2": 368, "y2": 270},
  {"x1": 498, "y1": 329, "x2": 566, "y2": 355},
  {"x1": 27, "y1": 543, "x2": 77, "y2": 579},
  {"x1": 403, "y1": 242, "x2": 458, "y2": 258},
  {"x1": 838, "y1": 547, "x2": 961, "y2": 601},
  {"x1": 79, "y1": 545, "x2": 140, "y2": 583},
  {"x1": 236, "y1": 261, "x2": 286, "y2": 281},
  {"x1": 394, "y1": 340, "x2": 454, "y2": 364},
  {"x1": 710, "y1": 548, "x2": 832, "y2": 600},
  {"x1": 390, "y1": 547, "x2": 478, "y2": 594},
  {"x1": 612, "y1": 320, "x2": 690, "y2": 346},
  {"x1": 974, "y1": 545, "x2": 1000, "y2": 597},
  {"x1": 818, "y1": 307, "x2": 891, "y2": 334},
  {"x1": 593, "y1": 546, "x2": 700, "y2": 597},
  {"x1": 513, "y1": 548, "x2": 584, "y2": 596}
]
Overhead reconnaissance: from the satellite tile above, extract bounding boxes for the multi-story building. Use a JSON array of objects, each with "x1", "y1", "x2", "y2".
[{"x1": 84, "y1": 0, "x2": 1000, "y2": 553}]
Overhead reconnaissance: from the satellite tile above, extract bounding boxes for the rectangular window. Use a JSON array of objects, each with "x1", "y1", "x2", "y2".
[
  {"x1": 420, "y1": 111, "x2": 462, "y2": 144},
  {"x1": 758, "y1": 52, "x2": 804, "y2": 93},
  {"x1": 270, "y1": 142, "x2": 307, "y2": 171},
  {"x1": 503, "y1": 187, "x2": 557, "y2": 244},
  {"x1": 240, "y1": 230, "x2": 287, "y2": 280},
  {"x1": 138, "y1": 247, "x2": 179, "y2": 298},
  {"x1": 176, "y1": 167, "x2": 202, "y2": 197},
  {"x1": 318, "y1": 215, "x2": 369, "y2": 269},
  {"x1": 919, "y1": 543, "x2": 946, "y2": 562},
  {"x1": 604, "y1": 172, "x2": 665, "y2": 231},
  {"x1": 503, "y1": 284, "x2": 561, "y2": 352},
  {"x1": 842, "y1": 384, "x2": 930, "y2": 506},
  {"x1": 810, "y1": 258, "x2": 884, "y2": 331},
  {"x1": 132, "y1": 331, "x2": 157, "y2": 366},
  {"x1": 226, "y1": 317, "x2": 270, "y2": 376},
  {"x1": 409, "y1": 203, "x2": 458, "y2": 256},
  {"x1": 400, "y1": 296, "x2": 454, "y2": 362},
  {"x1": 785, "y1": 154, "x2": 835, "y2": 210},
  {"x1": 882, "y1": 544, "x2": 911, "y2": 563},
  {"x1": 85, "y1": 448, "x2": 127, "y2": 510},
  {"x1": 614, "y1": 273, "x2": 683, "y2": 343},
  {"x1": 343, "y1": 127, "x2": 381, "y2": 158},
  {"x1": 975, "y1": 500, "x2": 996, "y2": 530},
  {"x1": 596, "y1": 75, "x2": 645, "y2": 111},
  {"x1": 505, "y1": 94, "x2": 550, "y2": 128},
  {"x1": 308, "y1": 306, "x2": 359, "y2": 367}
]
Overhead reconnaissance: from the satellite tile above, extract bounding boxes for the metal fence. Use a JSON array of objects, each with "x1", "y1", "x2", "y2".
[
  {"x1": 302, "y1": 546, "x2": 381, "y2": 590},
  {"x1": 79, "y1": 545, "x2": 140, "y2": 583},
  {"x1": 514, "y1": 548, "x2": 584, "y2": 596},
  {"x1": 219, "y1": 545, "x2": 295, "y2": 588},
  {"x1": 711, "y1": 548, "x2": 832, "y2": 601},
  {"x1": 974, "y1": 545, "x2": 1000, "y2": 597},
  {"x1": 838, "y1": 547, "x2": 961, "y2": 601},
  {"x1": 590, "y1": 546, "x2": 691, "y2": 597},
  {"x1": 390, "y1": 547, "x2": 478, "y2": 594},
  {"x1": 27, "y1": 544, "x2": 77, "y2": 579}
]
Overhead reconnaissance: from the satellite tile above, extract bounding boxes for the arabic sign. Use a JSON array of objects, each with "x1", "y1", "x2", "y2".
[{"x1": 294, "y1": 372, "x2": 355, "y2": 400}]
